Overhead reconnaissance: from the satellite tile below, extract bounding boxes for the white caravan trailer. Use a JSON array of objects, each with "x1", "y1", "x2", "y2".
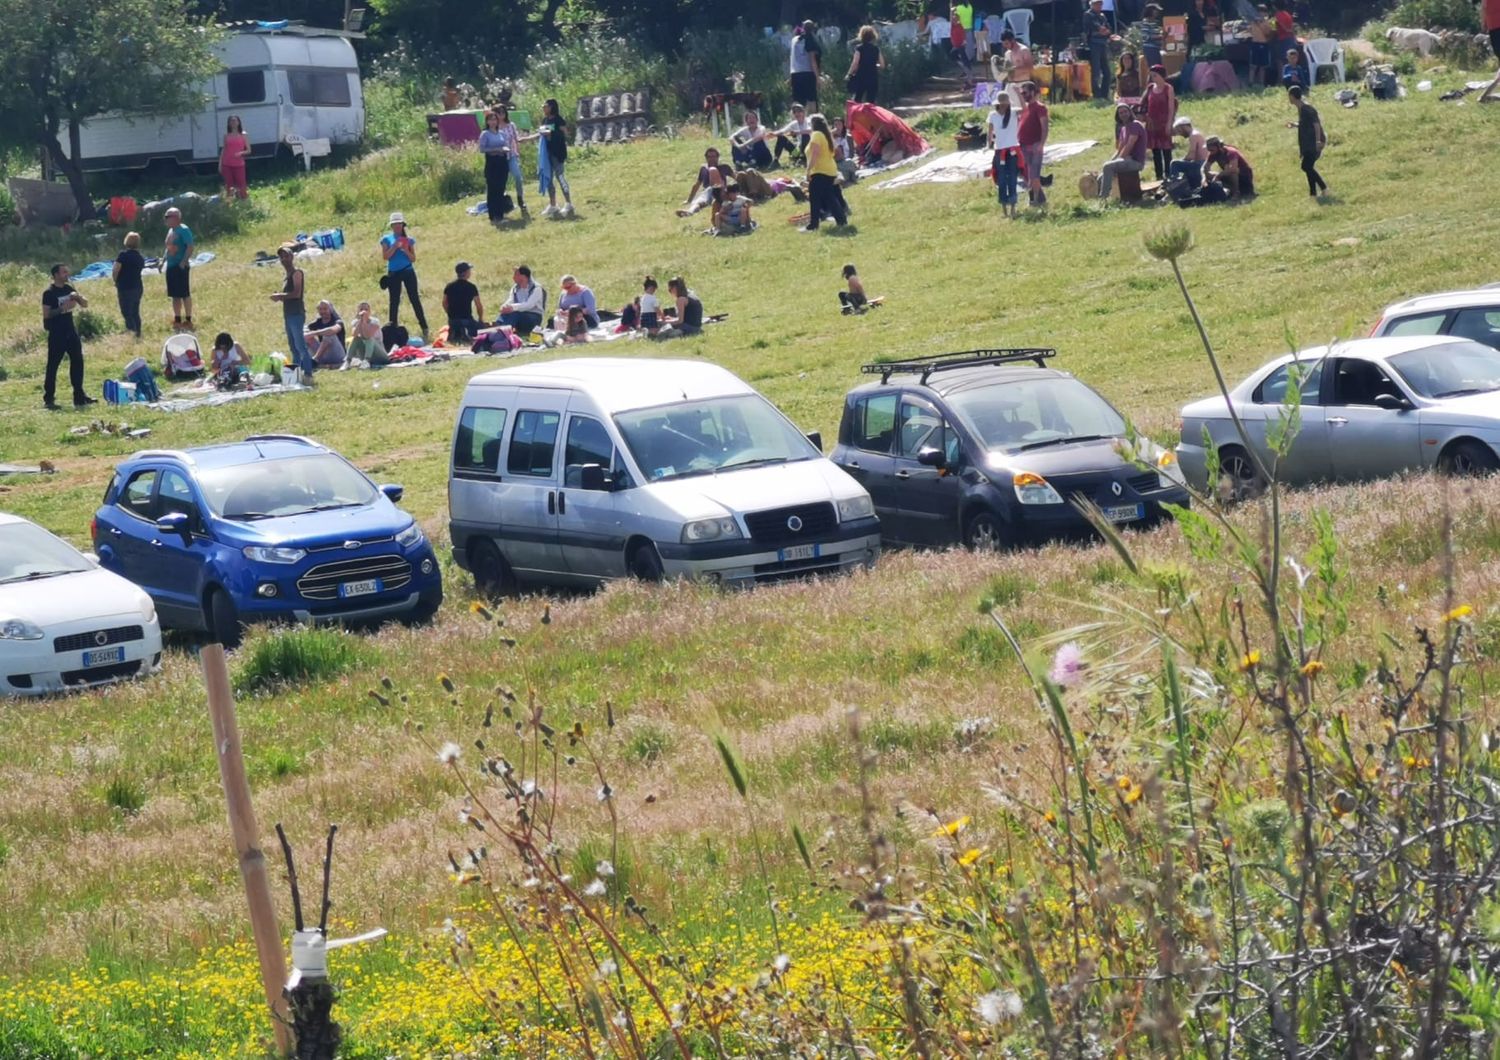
[{"x1": 73, "y1": 24, "x2": 364, "y2": 172}]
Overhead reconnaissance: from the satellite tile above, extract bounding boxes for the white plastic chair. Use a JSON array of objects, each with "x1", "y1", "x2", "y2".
[
  {"x1": 1003, "y1": 9, "x2": 1033, "y2": 47},
  {"x1": 1304, "y1": 38, "x2": 1345, "y2": 83}
]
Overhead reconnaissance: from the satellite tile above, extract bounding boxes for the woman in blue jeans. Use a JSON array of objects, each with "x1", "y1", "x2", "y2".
[
  {"x1": 987, "y1": 93, "x2": 1020, "y2": 218},
  {"x1": 494, "y1": 106, "x2": 528, "y2": 214}
]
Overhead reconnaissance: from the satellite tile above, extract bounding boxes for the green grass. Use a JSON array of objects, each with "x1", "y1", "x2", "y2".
[{"x1": 2, "y1": 67, "x2": 1500, "y2": 1050}]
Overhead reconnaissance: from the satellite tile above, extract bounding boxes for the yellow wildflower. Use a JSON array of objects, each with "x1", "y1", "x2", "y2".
[
  {"x1": 1122, "y1": 783, "x2": 1144, "y2": 806},
  {"x1": 956, "y1": 848, "x2": 983, "y2": 867},
  {"x1": 1239, "y1": 650, "x2": 1261, "y2": 672},
  {"x1": 932, "y1": 815, "x2": 971, "y2": 838},
  {"x1": 1300, "y1": 660, "x2": 1324, "y2": 677},
  {"x1": 1116, "y1": 775, "x2": 1133, "y2": 792},
  {"x1": 1444, "y1": 604, "x2": 1474, "y2": 623}
]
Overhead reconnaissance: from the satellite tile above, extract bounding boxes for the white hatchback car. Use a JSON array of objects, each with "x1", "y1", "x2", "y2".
[
  {"x1": 1370, "y1": 286, "x2": 1500, "y2": 350},
  {"x1": 0, "y1": 513, "x2": 163, "y2": 696}
]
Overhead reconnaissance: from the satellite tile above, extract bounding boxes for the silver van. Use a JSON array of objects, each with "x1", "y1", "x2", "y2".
[{"x1": 447, "y1": 358, "x2": 881, "y2": 589}]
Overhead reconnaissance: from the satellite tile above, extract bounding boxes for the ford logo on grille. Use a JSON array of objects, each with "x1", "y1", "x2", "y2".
[
  {"x1": 343, "y1": 540, "x2": 361, "y2": 550},
  {"x1": 94, "y1": 631, "x2": 109, "y2": 646},
  {"x1": 1111, "y1": 482, "x2": 1123, "y2": 497},
  {"x1": 787, "y1": 515, "x2": 804, "y2": 532}
]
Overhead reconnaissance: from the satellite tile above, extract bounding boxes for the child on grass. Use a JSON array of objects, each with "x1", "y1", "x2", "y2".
[
  {"x1": 839, "y1": 264, "x2": 868, "y2": 313},
  {"x1": 639, "y1": 276, "x2": 661, "y2": 336}
]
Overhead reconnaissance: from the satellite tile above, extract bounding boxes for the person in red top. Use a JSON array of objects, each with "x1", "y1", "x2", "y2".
[
  {"x1": 1017, "y1": 80, "x2": 1049, "y2": 208},
  {"x1": 1204, "y1": 136, "x2": 1254, "y2": 199},
  {"x1": 948, "y1": 4, "x2": 974, "y2": 83},
  {"x1": 1482, "y1": 0, "x2": 1500, "y2": 103},
  {"x1": 1142, "y1": 64, "x2": 1177, "y2": 181},
  {"x1": 1273, "y1": 1, "x2": 1296, "y2": 57},
  {"x1": 220, "y1": 115, "x2": 251, "y2": 201}
]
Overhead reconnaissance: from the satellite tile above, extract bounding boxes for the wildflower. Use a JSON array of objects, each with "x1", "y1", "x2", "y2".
[
  {"x1": 1048, "y1": 642, "x2": 1085, "y2": 689},
  {"x1": 436, "y1": 742, "x2": 462, "y2": 766},
  {"x1": 1444, "y1": 604, "x2": 1474, "y2": 623},
  {"x1": 974, "y1": 990, "x2": 1023, "y2": 1025},
  {"x1": 469, "y1": 601, "x2": 493, "y2": 621},
  {"x1": 595, "y1": 860, "x2": 615, "y2": 877},
  {"x1": 1123, "y1": 784, "x2": 1144, "y2": 805},
  {"x1": 597, "y1": 783, "x2": 613, "y2": 802},
  {"x1": 1239, "y1": 650, "x2": 1261, "y2": 672},
  {"x1": 439, "y1": 673, "x2": 456, "y2": 693},
  {"x1": 596, "y1": 958, "x2": 617, "y2": 979},
  {"x1": 1043, "y1": 811, "x2": 1057, "y2": 826},
  {"x1": 583, "y1": 879, "x2": 607, "y2": 897},
  {"x1": 1143, "y1": 223, "x2": 1194, "y2": 263},
  {"x1": 1300, "y1": 659, "x2": 1324, "y2": 677},
  {"x1": 932, "y1": 815, "x2": 971, "y2": 838},
  {"x1": 957, "y1": 848, "x2": 983, "y2": 867},
  {"x1": 1116, "y1": 775, "x2": 1133, "y2": 792}
]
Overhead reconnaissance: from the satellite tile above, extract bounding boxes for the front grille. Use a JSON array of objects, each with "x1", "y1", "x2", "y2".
[
  {"x1": 6, "y1": 674, "x2": 34, "y2": 689},
  {"x1": 743, "y1": 502, "x2": 838, "y2": 548},
  {"x1": 306, "y1": 535, "x2": 395, "y2": 553},
  {"x1": 54, "y1": 625, "x2": 144, "y2": 654},
  {"x1": 751, "y1": 554, "x2": 846, "y2": 583},
  {"x1": 61, "y1": 660, "x2": 144, "y2": 685},
  {"x1": 1126, "y1": 471, "x2": 1162, "y2": 495},
  {"x1": 296, "y1": 554, "x2": 413, "y2": 601}
]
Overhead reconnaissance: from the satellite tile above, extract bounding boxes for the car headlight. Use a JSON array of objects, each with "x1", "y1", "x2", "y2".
[
  {"x1": 681, "y1": 517, "x2": 743, "y2": 543},
  {"x1": 396, "y1": 522, "x2": 424, "y2": 548},
  {"x1": 242, "y1": 545, "x2": 307, "y2": 564},
  {"x1": 137, "y1": 595, "x2": 157, "y2": 624},
  {"x1": 0, "y1": 618, "x2": 45, "y2": 641},
  {"x1": 836, "y1": 495, "x2": 874, "y2": 521},
  {"x1": 1013, "y1": 471, "x2": 1063, "y2": 505}
]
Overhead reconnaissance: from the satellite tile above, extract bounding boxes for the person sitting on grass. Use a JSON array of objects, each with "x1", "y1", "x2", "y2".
[
  {"x1": 305, "y1": 300, "x2": 347, "y2": 368},
  {"x1": 1168, "y1": 116, "x2": 1208, "y2": 188},
  {"x1": 839, "y1": 264, "x2": 869, "y2": 313},
  {"x1": 639, "y1": 276, "x2": 662, "y2": 337},
  {"x1": 443, "y1": 261, "x2": 486, "y2": 342},
  {"x1": 773, "y1": 103, "x2": 812, "y2": 166},
  {"x1": 1281, "y1": 47, "x2": 1308, "y2": 89},
  {"x1": 653, "y1": 276, "x2": 704, "y2": 341},
  {"x1": 679, "y1": 147, "x2": 736, "y2": 216},
  {"x1": 1203, "y1": 135, "x2": 1255, "y2": 200},
  {"x1": 711, "y1": 184, "x2": 755, "y2": 234},
  {"x1": 558, "y1": 275, "x2": 600, "y2": 328},
  {"x1": 730, "y1": 110, "x2": 774, "y2": 169},
  {"x1": 831, "y1": 118, "x2": 860, "y2": 182},
  {"x1": 497, "y1": 264, "x2": 547, "y2": 334},
  {"x1": 348, "y1": 302, "x2": 387, "y2": 366},
  {"x1": 562, "y1": 306, "x2": 592, "y2": 344},
  {"x1": 210, "y1": 332, "x2": 250, "y2": 387}
]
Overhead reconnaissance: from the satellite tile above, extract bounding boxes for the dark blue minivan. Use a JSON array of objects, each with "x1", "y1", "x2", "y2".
[{"x1": 93, "y1": 435, "x2": 442, "y2": 645}]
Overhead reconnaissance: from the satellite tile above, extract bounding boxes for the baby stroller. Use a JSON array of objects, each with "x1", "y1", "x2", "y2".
[{"x1": 161, "y1": 332, "x2": 205, "y2": 381}]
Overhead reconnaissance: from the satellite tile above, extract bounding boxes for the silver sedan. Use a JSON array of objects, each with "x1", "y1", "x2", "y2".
[{"x1": 1176, "y1": 335, "x2": 1500, "y2": 497}]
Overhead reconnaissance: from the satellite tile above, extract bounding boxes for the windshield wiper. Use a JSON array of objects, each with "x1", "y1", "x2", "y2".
[
  {"x1": 228, "y1": 512, "x2": 274, "y2": 521},
  {"x1": 716, "y1": 456, "x2": 800, "y2": 473},
  {"x1": 302, "y1": 502, "x2": 363, "y2": 513},
  {"x1": 0, "y1": 569, "x2": 77, "y2": 584},
  {"x1": 1014, "y1": 434, "x2": 1112, "y2": 452},
  {"x1": 1434, "y1": 387, "x2": 1497, "y2": 398}
]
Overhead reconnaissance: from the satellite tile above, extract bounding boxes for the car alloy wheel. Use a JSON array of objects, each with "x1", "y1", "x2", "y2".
[
  {"x1": 1218, "y1": 447, "x2": 1266, "y2": 503},
  {"x1": 964, "y1": 511, "x2": 1004, "y2": 552}
]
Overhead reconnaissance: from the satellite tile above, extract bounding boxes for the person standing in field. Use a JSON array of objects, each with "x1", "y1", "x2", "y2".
[
  {"x1": 1018, "y1": 80, "x2": 1049, "y2": 208},
  {"x1": 1142, "y1": 64, "x2": 1177, "y2": 180},
  {"x1": 220, "y1": 115, "x2": 251, "y2": 201},
  {"x1": 789, "y1": 21, "x2": 823, "y2": 110},
  {"x1": 270, "y1": 243, "x2": 313, "y2": 381},
  {"x1": 1481, "y1": 0, "x2": 1500, "y2": 103},
  {"x1": 112, "y1": 231, "x2": 145, "y2": 339},
  {"x1": 987, "y1": 92, "x2": 1020, "y2": 218},
  {"x1": 41, "y1": 264, "x2": 94, "y2": 410},
  {"x1": 1084, "y1": 0, "x2": 1114, "y2": 101},
  {"x1": 162, "y1": 207, "x2": 194, "y2": 330},
  {"x1": 493, "y1": 105, "x2": 528, "y2": 215},
  {"x1": 380, "y1": 212, "x2": 430, "y2": 337},
  {"x1": 534, "y1": 99, "x2": 575, "y2": 218},
  {"x1": 478, "y1": 110, "x2": 513, "y2": 223},
  {"x1": 1287, "y1": 86, "x2": 1327, "y2": 197},
  {"x1": 846, "y1": 25, "x2": 885, "y2": 103},
  {"x1": 802, "y1": 113, "x2": 847, "y2": 231}
]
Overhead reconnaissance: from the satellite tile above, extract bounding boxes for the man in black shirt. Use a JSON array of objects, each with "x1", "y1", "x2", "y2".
[
  {"x1": 1287, "y1": 86, "x2": 1327, "y2": 197},
  {"x1": 41, "y1": 264, "x2": 95, "y2": 410},
  {"x1": 1084, "y1": 0, "x2": 1114, "y2": 100},
  {"x1": 442, "y1": 262, "x2": 485, "y2": 341}
]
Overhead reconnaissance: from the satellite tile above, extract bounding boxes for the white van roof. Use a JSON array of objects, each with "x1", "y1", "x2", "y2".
[{"x1": 465, "y1": 358, "x2": 756, "y2": 412}]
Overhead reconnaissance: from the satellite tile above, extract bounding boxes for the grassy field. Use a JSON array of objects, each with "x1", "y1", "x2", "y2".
[{"x1": 3, "y1": 68, "x2": 1500, "y2": 1054}]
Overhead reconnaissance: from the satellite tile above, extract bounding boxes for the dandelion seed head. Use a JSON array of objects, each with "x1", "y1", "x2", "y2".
[{"x1": 437, "y1": 742, "x2": 462, "y2": 765}]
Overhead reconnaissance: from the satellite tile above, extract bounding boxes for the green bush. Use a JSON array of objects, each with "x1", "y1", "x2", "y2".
[
  {"x1": 1386, "y1": 0, "x2": 1479, "y2": 31},
  {"x1": 433, "y1": 151, "x2": 484, "y2": 202},
  {"x1": 234, "y1": 627, "x2": 369, "y2": 694},
  {"x1": 74, "y1": 309, "x2": 115, "y2": 342},
  {"x1": 0, "y1": 185, "x2": 15, "y2": 229}
]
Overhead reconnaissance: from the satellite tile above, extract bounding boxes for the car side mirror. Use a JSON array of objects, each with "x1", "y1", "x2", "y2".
[
  {"x1": 83, "y1": 551, "x2": 101, "y2": 566},
  {"x1": 1373, "y1": 393, "x2": 1409, "y2": 411},
  {"x1": 156, "y1": 511, "x2": 191, "y2": 538},
  {"x1": 806, "y1": 430, "x2": 823, "y2": 452},
  {"x1": 579, "y1": 464, "x2": 611, "y2": 492},
  {"x1": 380, "y1": 483, "x2": 405, "y2": 502},
  {"x1": 917, "y1": 446, "x2": 947, "y2": 469}
]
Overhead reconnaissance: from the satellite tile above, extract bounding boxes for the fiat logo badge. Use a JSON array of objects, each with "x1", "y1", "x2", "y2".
[
  {"x1": 1111, "y1": 482, "x2": 1123, "y2": 497},
  {"x1": 343, "y1": 540, "x2": 360, "y2": 550},
  {"x1": 94, "y1": 631, "x2": 109, "y2": 646},
  {"x1": 787, "y1": 515, "x2": 804, "y2": 532}
]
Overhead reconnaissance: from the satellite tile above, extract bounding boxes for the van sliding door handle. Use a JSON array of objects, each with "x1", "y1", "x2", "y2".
[
  {"x1": 547, "y1": 492, "x2": 555, "y2": 514},
  {"x1": 894, "y1": 470, "x2": 912, "y2": 480},
  {"x1": 557, "y1": 492, "x2": 566, "y2": 515}
]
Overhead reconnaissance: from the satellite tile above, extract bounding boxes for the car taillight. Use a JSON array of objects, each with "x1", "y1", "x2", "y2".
[
  {"x1": 90, "y1": 517, "x2": 98, "y2": 544},
  {"x1": 1368, "y1": 316, "x2": 1384, "y2": 337}
]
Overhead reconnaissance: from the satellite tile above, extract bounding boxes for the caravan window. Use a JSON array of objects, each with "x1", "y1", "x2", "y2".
[
  {"x1": 288, "y1": 69, "x2": 351, "y2": 108},
  {"x1": 227, "y1": 69, "x2": 266, "y2": 104}
]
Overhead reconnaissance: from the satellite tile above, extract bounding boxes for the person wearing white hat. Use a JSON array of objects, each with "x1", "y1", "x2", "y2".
[
  {"x1": 380, "y1": 212, "x2": 428, "y2": 338},
  {"x1": 1168, "y1": 116, "x2": 1207, "y2": 189}
]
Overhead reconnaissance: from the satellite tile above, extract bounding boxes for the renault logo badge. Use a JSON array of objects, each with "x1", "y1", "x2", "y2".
[
  {"x1": 1110, "y1": 482, "x2": 1123, "y2": 497},
  {"x1": 343, "y1": 540, "x2": 360, "y2": 550},
  {"x1": 787, "y1": 515, "x2": 804, "y2": 532},
  {"x1": 94, "y1": 631, "x2": 109, "y2": 646}
]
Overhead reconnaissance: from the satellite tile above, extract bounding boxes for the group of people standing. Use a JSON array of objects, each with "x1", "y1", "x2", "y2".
[
  {"x1": 985, "y1": 80, "x2": 1053, "y2": 214},
  {"x1": 476, "y1": 99, "x2": 575, "y2": 224}
]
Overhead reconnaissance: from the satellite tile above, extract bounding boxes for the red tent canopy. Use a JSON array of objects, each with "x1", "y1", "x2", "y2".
[{"x1": 843, "y1": 102, "x2": 930, "y2": 160}]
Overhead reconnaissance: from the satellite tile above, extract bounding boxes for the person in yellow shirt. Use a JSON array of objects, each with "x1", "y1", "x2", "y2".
[
  {"x1": 802, "y1": 114, "x2": 848, "y2": 231},
  {"x1": 954, "y1": 2, "x2": 975, "y2": 61}
]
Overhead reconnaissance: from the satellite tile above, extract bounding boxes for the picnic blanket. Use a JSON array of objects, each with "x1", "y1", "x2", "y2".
[
  {"x1": 150, "y1": 380, "x2": 306, "y2": 413},
  {"x1": 873, "y1": 141, "x2": 1098, "y2": 190}
]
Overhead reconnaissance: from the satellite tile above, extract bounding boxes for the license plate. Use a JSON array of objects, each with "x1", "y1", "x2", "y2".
[
  {"x1": 1104, "y1": 503, "x2": 1145, "y2": 523},
  {"x1": 779, "y1": 543, "x2": 819, "y2": 562},
  {"x1": 339, "y1": 578, "x2": 382, "y2": 598},
  {"x1": 83, "y1": 646, "x2": 125, "y2": 668}
]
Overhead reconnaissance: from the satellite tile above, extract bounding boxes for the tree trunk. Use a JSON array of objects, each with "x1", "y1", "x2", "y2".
[
  {"x1": 42, "y1": 129, "x2": 93, "y2": 224},
  {"x1": 539, "y1": 0, "x2": 566, "y2": 41}
]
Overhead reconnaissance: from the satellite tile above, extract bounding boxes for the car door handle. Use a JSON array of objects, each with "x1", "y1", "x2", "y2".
[
  {"x1": 150, "y1": 539, "x2": 164, "y2": 548},
  {"x1": 547, "y1": 492, "x2": 556, "y2": 514},
  {"x1": 108, "y1": 527, "x2": 123, "y2": 536},
  {"x1": 846, "y1": 461, "x2": 862, "y2": 470},
  {"x1": 894, "y1": 470, "x2": 912, "y2": 479},
  {"x1": 557, "y1": 491, "x2": 566, "y2": 515},
  {"x1": 1328, "y1": 416, "x2": 1349, "y2": 426}
]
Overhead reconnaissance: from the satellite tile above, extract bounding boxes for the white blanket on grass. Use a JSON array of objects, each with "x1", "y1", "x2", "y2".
[
  {"x1": 854, "y1": 148, "x2": 935, "y2": 181},
  {"x1": 873, "y1": 141, "x2": 1098, "y2": 190},
  {"x1": 151, "y1": 381, "x2": 307, "y2": 412}
]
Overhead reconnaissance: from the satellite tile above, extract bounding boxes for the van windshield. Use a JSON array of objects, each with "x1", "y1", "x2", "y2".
[{"x1": 614, "y1": 395, "x2": 819, "y2": 482}]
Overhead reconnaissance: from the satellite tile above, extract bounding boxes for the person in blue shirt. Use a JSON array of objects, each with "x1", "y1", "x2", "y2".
[
  {"x1": 1281, "y1": 47, "x2": 1309, "y2": 89},
  {"x1": 380, "y1": 212, "x2": 429, "y2": 338},
  {"x1": 557, "y1": 275, "x2": 599, "y2": 328},
  {"x1": 162, "y1": 207, "x2": 194, "y2": 330}
]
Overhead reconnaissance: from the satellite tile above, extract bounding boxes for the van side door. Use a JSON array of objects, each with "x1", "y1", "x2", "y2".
[
  {"x1": 889, "y1": 395, "x2": 965, "y2": 546},
  {"x1": 556, "y1": 401, "x2": 634, "y2": 580},
  {"x1": 495, "y1": 388, "x2": 569, "y2": 578}
]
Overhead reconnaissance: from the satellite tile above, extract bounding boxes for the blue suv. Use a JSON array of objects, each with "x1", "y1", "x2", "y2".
[{"x1": 92, "y1": 435, "x2": 442, "y2": 646}]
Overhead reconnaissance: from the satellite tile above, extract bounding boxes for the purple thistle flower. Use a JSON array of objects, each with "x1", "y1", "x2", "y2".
[{"x1": 1049, "y1": 642, "x2": 1085, "y2": 689}]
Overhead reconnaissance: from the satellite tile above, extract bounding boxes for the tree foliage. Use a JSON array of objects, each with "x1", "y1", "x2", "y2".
[{"x1": 0, "y1": 0, "x2": 221, "y2": 219}]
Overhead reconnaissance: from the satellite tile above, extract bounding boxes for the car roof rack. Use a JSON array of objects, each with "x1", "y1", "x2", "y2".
[
  {"x1": 860, "y1": 349, "x2": 1056, "y2": 384},
  {"x1": 244, "y1": 434, "x2": 320, "y2": 447}
]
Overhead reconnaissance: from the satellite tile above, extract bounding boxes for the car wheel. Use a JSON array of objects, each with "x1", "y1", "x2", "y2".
[
  {"x1": 1218, "y1": 447, "x2": 1266, "y2": 503},
  {"x1": 963, "y1": 510, "x2": 1006, "y2": 552},
  {"x1": 628, "y1": 542, "x2": 664, "y2": 583},
  {"x1": 206, "y1": 588, "x2": 243, "y2": 649},
  {"x1": 1439, "y1": 440, "x2": 1499, "y2": 477},
  {"x1": 469, "y1": 539, "x2": 514, "y2": 598}
]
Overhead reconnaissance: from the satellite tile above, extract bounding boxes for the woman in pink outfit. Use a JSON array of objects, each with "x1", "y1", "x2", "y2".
[
  {"x1": 220, "y1": 115, "x2": 251, "y2": 201},
  {"x1": 1142, "y1": 64, "x2": 1177, "y2": 181}
]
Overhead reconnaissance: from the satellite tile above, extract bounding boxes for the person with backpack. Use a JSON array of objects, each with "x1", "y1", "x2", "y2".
[
  {"x1": 380, "y1": 212, "x2": 430, "y2": 338},
  {"x1": 1286, "y1": 86, "x2": 1327, "y2": 197}
]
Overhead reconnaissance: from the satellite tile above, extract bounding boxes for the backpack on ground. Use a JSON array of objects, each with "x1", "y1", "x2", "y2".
[{"x1": 381, "y1": 322, "x2": 409, "y2": 350}]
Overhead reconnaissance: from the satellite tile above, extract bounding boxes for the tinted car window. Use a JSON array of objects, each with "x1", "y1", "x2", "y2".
[
  {"x1": 852, "y1": 393, "x2": 897, "y2": 452},
  {"x1": 121, "y1": 470, "x2": 158, "y2": 517},
  {"x1": 1383, "y1": 312, "x2": 1447, "y2": 337},
  {"x1": 897, "y1": 399, "x2": 944, "y2": 457},
  {"x1": 158, "y1": 470, "x2": 203, "y2": 531},
  {"x1": 614, "y1": 395, "x2": 816, "y2": 482},
  {"x1": 1255, "y1": 361, "x2": 1322, "y2": 405},
  {"x1": 1329, "y1": 359, "x2": 1403, "y2": 406},
  {"x1": 199, "y1": 454, "x2": 378, "y2": 519},
  {"x1": 508, "y1": 410, "x2": 561, "y2": 477},
  {"x1": 1448, "y1": 307, "x2": 1500, "y2": 350},
  {"x1": 453, "y1": 407, "x2": 508, "y2": 475}
]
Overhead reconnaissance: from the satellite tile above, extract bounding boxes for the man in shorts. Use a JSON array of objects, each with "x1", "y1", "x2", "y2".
[{"x1": 163, "y1": 207, "x2": 194, "y2": 330}]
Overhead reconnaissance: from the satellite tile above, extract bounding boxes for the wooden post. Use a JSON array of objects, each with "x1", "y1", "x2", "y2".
[{"x1": 201, "y1": 643, "x2": 294, "y2": 1056}]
